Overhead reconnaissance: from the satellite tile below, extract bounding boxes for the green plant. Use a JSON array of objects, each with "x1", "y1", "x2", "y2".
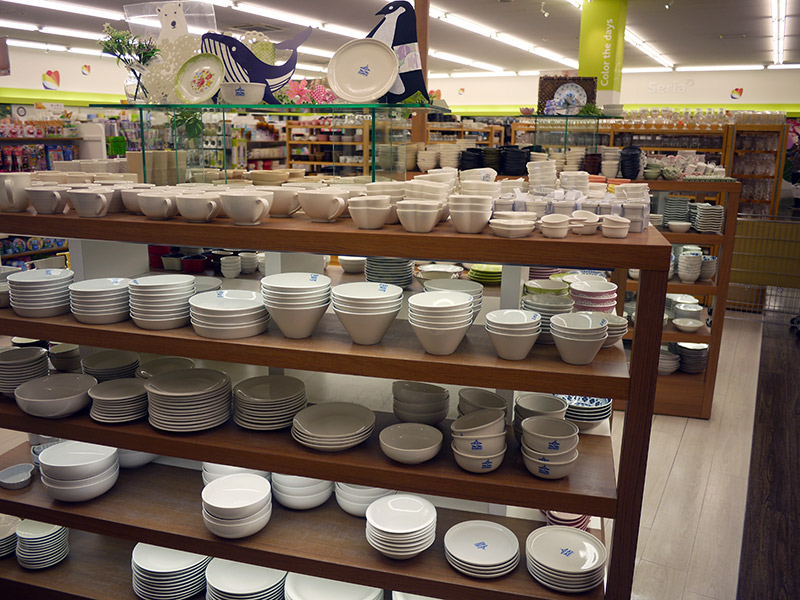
[
  {"x1": 578, "y1": 103, "x2": 603, "y2": 116},
  {"x1": 172, "y1": 109, "x2": 203, "y2": 139},
  {"x1": 98, "y1": 24, "x2": 160, "y2": 101}
]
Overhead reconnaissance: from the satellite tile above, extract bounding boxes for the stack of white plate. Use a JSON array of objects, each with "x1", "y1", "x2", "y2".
[
  {"x1": 0, "y1": 514, "x2": 20, "y2": 558},
  {"x1": 408, "y1": 291, "x2": 474, "y2": 356},
  {"x1": 190, "y1": 290, "x2": 270, "y2": 340},
  {"x1": 291, "y1": 402, "x2": 375, "y2": 451},
  {"x1": 205, "y1": 558, "x2": 287, "y2": 600},
  {"x1": 144, "y1": 368, "x2": 232, "y2": 432},
  {"x1": 658, "y1": 349, "x2": 680, "y2": 375},
  {"x1": 543, "y1": 510, "x2": 590, "y2": 531},
  {"x1": 39, "y1": 441, "x2": 119, "y2": 502},
  {"x1": 691, "y1": 203, "x2": 725, "y2": 233},
  {"x1": 81, "y1": 350, "x2": 140, "y2": 382},
  {"x1": 0, "y1": 346, "x2": 48, "y2": 396},
  {"x1": 233, "y1": 375, "x2": 307, "y2": 431},
  {"x1": 525, "y1": 526, "x2": 607, "y2": 593},
  {"x1": 131, "y1": 543, "x2": 211, "y2": 600},
  {"x1": 261, "y1": 272, "x2": 331, "y2": 339},
  {"x1": 271, "y1": 473, "x2": 333, "y2": 510},
  {"x1": 89, "y1": 378, "x2": 148, "y2": 423},
  {"x1": 422, "y1": 278, "x2": 483, "y2": 322},
  {"x1": 196, "y1": 276, "x2": 223, "y2": 293},
  {"x1": 285, "y1": 572, "x2": 383, "y2": 600},
  {"x1": 520, "y1": 294, "x2": 574, "y2": 345},
  {"x1": 335, "y1": 482, "x2": 396, "y2": 517},
  {"x1": 444, "y1": 520, "x2": 520, "y2": 578},
  {"x1": 129, "y1": 274, "x2": 196, "y2": 330},
  {"x1": 202, "y1": 473, "x2": 272, "y2": 539},
  {"x1": 392, "y1": 380, "x2": 449, "y2": 425},
  {"x1": 202, "y1": 462, "x2": 270, "y2": 485},
  {"x1": 69, "y1": 277, "x2": 131, "y2": 324},
  {"x1": 8, "y1": 268, "x2": 73, "y2": 318},
  {"x1": 15, "y1": 520, "x2": 69, "y2": 570},
  {"x1": 136, "y1": 357, "x2": 195, "y2": 379},
  {"x1": 366, "y1": 493, "x2": 436, "y2": 560},
  {"x1": 332, "y1": 282, "x2": 403, "y2": 345},
  {"x1": 677, "y1": 342, "x2": 709, "y2": 373},
  {"x1": 365, "y1": 256, "x2": 414, "y2": 288},
  {"x1": 663, "y1": 195, "x2": 690, "y2": 224}
]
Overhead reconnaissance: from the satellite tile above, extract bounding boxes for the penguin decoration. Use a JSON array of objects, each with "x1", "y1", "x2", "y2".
[{"x1": 366, "y1": 1, "x2": 430, "y2": 104}]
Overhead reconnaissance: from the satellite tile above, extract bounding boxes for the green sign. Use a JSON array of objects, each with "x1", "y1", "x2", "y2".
[{"x1": 578, "y1": 0, "x2": 628, "y2": 93}]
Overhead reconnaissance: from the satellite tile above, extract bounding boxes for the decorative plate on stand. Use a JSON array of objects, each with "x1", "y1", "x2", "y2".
[
  {"x1": 174, "y1": 53, "x2": 224, "y2": 104},
  {"x1": 327, "y1": 39, "x2": 399, "y2": 103}
]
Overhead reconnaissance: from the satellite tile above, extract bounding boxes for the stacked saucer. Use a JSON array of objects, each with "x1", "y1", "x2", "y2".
[
  {"x1": 69, "y1": 277, "x2": 131, "y2": 325},
  {"x1": 467, "y1": 264, "x2": 502, "y2": 286},
  {"x1": 144, "y1": 368, "x2": 232, "y2": 432},
  {"x1": 285, "y1": 572, "x2": 383, "y2": 600},
  {"x1": 131, "y1": 543, "x2": 211, "y2": 600},
  {"x1": 423, "y1": 278, "x2": 483, "y2": 322},
  {"x1": 136, "y1": 357, "x2": 195, "y2": 379},
  {"x1": 558, "y1": 395, "x2": 613, "y2": 431},
  {"x1": 691, "y1": 203, "x2": 725, "y2": 233},
  {"x1": 202, "y1": 473, "x2": 272, "y2": 539},
  {"x1": 521, "y1": 294, "x2": 575, "y2": 345},
  {"x1": 271, "y1": 474, "x2": 333, "y2": 510},
  {"x1": 335, "y1": 483, "x2": 396, "y2": 517},
  {"x1": 658, "y1": 349, "x2": 680, "y2": 375},
  {"x1": 408, "y1": 291, "x2": 474, "y2": 356},
  {"x1": 15, "y1": 520, "x2": 69, "y2": 570},
  {"x1": 129, "y1": 274, "x2": 195, "y2": 331},
  {"x1": 190, "y1": 290, "x2": 270, "y2": 340},
  {"x1": 392, "y1": 380, "x2": 450, "y2": 425},
  {"x1": 543, "y1": 511, "x2": 590, "y2": 531},
  {"x1": 233, "y1": 375, "x2": 307, "y2": 431},
  {"x1": 444, "y1": 520, "x2": 520, "y2": 578},
  {"x1": 366, "y1": 494, "x2": 437, "y2": 560},
  {"x1": 8, "y1": 268, "x2": 73, "y2": 318},
  {"x1": 291, "y1": 402, "x2": 375, "y2": 451},
  {"x1": 332, "y1": 282, "x2": 403, "y2": 345},
  {"x1": 365, "y1": 257, "x2": 414, "y2": 288},
  {"x1": 0, "y1": 514, "x2": 20, "y2": 558},
  {"x1": 205, "y1": 558, "x2": 287, "y2": 600},
  {"x1": 81, "y1": 350, "x2": 140, "y2": 382},
  {"x1": 677, "y1": 342, "x2": 709, "y2": 373},
  {"x1": 261, "y1": 272, "x2": 331, "y2": 339},
  {"x1": 663, "y1": 195, "x2": 690, "y2": 224},
  {"x1": 0, "y1": 346, "x2": 48, "y2": 396},
  {"x1": 89, "y1": 378, "x2": 148, "y2": 423},
  {"x1": 526, "y1": 526, "x2": 607, "y2": 593}
]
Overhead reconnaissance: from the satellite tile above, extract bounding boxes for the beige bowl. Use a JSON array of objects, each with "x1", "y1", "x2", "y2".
[
  {"x1": 379, "y1": 423, "x2": 443, "y2": 464},
  {"x1": 451, "y1": 409, "x2": 506, "y2": 437},
  {"x1": 451, "y1": 443, "x2": 506, "y2": 473}
]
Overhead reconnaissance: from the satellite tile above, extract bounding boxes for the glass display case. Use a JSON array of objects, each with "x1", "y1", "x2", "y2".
[{"x1": 510, "y1": 115, "x2": 615, "y2": 152}]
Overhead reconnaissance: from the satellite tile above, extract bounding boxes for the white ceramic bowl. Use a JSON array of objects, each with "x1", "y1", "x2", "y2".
[
  {"x1": 272, "y1": 480, "x2": 331, "y2": 497},
  {"x1": 449, "y1": 209, "x2": 491, "y2": 234},
  {"x1": 393, "y1": 407, "x2": 449, "y2": 426},
  {"x1": 41, "y1": 465, "x2": 119, "y2": 501},
  {"x1": 38, "y1": 441, "x2": 118, "y2": 480},
  {"x1": 451, "y1": 409, "x2": 505, "y2": 437},
  {"x1": 520, "y1": 416, "x2": 579, "y2": 453},
  {"x1": 392, "y1": 381, "x2": 449, "y2": 404},
  {"x1": 379, "y1": 423, "x2": 443, "y2": 464},
  {"x1": 265, "y1": 303, "x2": 328, "y2": 339},
  {"x1": 14, "y1": 373, "x2": 97, "y2": 418},
  {"x1": 117, "y1": 449, "x2": 158, "y2": 468},
  {"x1": 515, "y1": 393, "x2": 568, "y2": 420},
  {"x1": 552, "y1": 332, "x2": 607, "y2": 365},
  {"x1": 219, "y1": 82, "x2": 266, "y2": 104},
  {"x1": 522, "y1": 448, "x2": 579, "y2": 479},
  {"x1": 333, "y1": 306, "x2": 399, "y2": 346},
  {"x1": 451, "y1": 443, "x2": 506, "y2": 473},
  {"x1": 349, "y1": 205, "x2": 391, "y2": 230},
  {"x1": 451, "y1": 430, "x2": 507, "y2": 456},
  {"x1": 393, "y1": 399, "x2": 448, "y2": 415},
  {"x1": 202, "y1": 503, "x2": 272, "y2": 539},
  {"x1": 672, "y1": 317, "x2": 703, "y2": 333},
  {"x1": 668, "y1": 221, "x2": 691, "y2": 233},
  {"x1": 271, "y1": 486, "x2": 332, "y2": 510},
  {"x1": 397, "y1": 208, "x2": 440, "y2": 233},
  {"x1": 202, "y1": 473, "x2": 272, "y2": 520},
  {"x1": 521, "y1": 436, "x2": 579, "y2": 460},
  {"x1": 487, "y1": 328, "x2": 540, "y2": 361},
  {"x1": 410, "y1": 321, "x2": 470, "y2": 355}
]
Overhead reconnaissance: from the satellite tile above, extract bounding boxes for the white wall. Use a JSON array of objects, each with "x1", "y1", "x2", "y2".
[{"x1": 2, "y1": 47, "x2": 127, "y2": 94}]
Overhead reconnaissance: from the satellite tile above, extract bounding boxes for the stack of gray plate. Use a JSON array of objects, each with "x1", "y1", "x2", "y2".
[
  {"x1": 15, "y1": 520, "x2": 69, "y2": 570},
  {"x1": 145, "y1": 368, "x2": 231, "y2": 432}
]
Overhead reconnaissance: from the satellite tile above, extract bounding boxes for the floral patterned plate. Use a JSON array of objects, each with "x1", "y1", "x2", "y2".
[{"x1": 174, "y1": 53, "x2": 224, "y2": 104}]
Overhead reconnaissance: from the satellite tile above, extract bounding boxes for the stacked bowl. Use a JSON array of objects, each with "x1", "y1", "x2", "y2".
[
  {"x1": 220, "y1": 255, "x2": 241, "y2": 279},
  {"x1": 233, "y1": 375, "x2": 307, "y2": 431},
  {"x1": 144, "y1": 368, "x2": 232, "y2": 432},
  {"x1": 88, "y1": 378, "x2": 148, "y2": 424},
  {"x1": 513, "y1": 393, "x2": 568, "y2": 442},
  {"x1": 38, "y1": 441, "x2": 119, "y2": 502},
  {"x1": 549, "y1": 312, "x2": 609, "y2": 366},
  {"x1": 677, "y1": 252, "x2": 702, "y2": 284},
  {"x1": 460, "y1": 180, "x2": 501, "y2": 202},
  {"x1": 659, "y1": 348, "x2": 680, "y2": 375},
  {"x1": 560, "y1": 171, "x2": 590, "y2": 193},
  {"x1": 527, "y1": 160, "x2": 558, "y2": 188},
  {"x1": 271, "y1": 474, "x2": 333, "y2": 510},
  {"x1": 261, "y1": 272, "x2": 331, "y2": 339},
  {"x1": 543, "y1": 510, "x2": 590, "y2": 531},
  {"x1": 365, "y1": 257, "x2": 414, "y2": 287},
  {"x1": 15, "y1": 521, "x2": 69, "y2": 570},
  {"x1": 8, "y1": 268, "x2": 73, "y2": 318},
  {"x1": 205, "y1": 558, "x2": 287, "y2": 600},
  {"x1": 526, "y1": 526, "x2": 607, "y2": 593},
  {"x1": 559, "y1": 395, "x2": 613, "y2": 431},
  {"x1": 82, "y1": 350, "x2": 140, "y2": 382},
  {"x1": 457, "y1": 388, "x2": 508, "y2": 417},
  {"x1": 700, "y1": 255, "x2": 718, "y2": 281},
  {"x1": 408, "y1": 291, "x2": 474, "y2": 356},
  {"x1": 202, "y1": 462, "x2": 270, "y2": 486},
  {"x1": 379, "y1": 423, "x2": 443, "y2": 464},
  {"x1": 569, "y1": 281, "x2": 618, "y2": 314},
  {"x1": 396, "y1": 200, "x2": 443, "y2": 233},
  {"x1": 392, "y1": 380, "x2": 450, "y2": 425},
  {"x1": 202, "y1": 473, "x2": 272, "y2": 539},
  {"x1": 332, "y1": 282, "x2": 403, "y2": 345},
  {"x1": 0, "y1": 346, "x2": 48, "y2": 396},
  {"x1": 444, "y1": 520, "x2": 520, "y2": 578},
  {"x1": 69, "y1": 277, "x2": 131, "y2": 324},
  {"x1": 450, "y1": 409, "x2": 507, "y2": 474},
  {"x1": 519, "y1": 416, "x2": 579, "y2": 480},
  {"x1": 423, "y1": 278, "x2": 483, "y2": 322},
  {"x1": 285, "y1": 572, "x2": 382, "y2": 600},
  {"x1": 335, "y1": 482, "x2": 396, "y2": 517},
  {"x1": 366, "y1": 494, "x2": 437, "y2": 560},
  {"x1": 291, "y1": 402, "x2": 375, "y2": 451},
  {"x1": 14, "y1": 372, "x2": 96, "y2": 418},
  {"x1": 131, "y1": 543, "x2": 211, "y2": 600},
  {"x1": 0, "y1": 515, "x2": 20, "y2": 558},
  {"x1": 338, "y1": 255, "x2": 367, "y2": 274},
  {"x1": 347, "y1": 195, "x2": 392, "y2": 230},
  {"x1": 486, "y1": 309, "x2": 542, "y2": 360},
  {"x1": 129, "y1": 274, "x2": 196, "y2": 330},
  {"x1": 448, "y1": 194, "x2": 493, "y2": 234},
  {"x1": 239, "y1": 252, "x2": 259, "y2": 274},
  {"x1": 521, "y1": 293, "x2": 574, "y2": 345},
  {"x1": 603, "y1": 313, "x2": 628, "y2": 348},
  {"x1": 190, "y1": 290, "x2": 270, "y2": 340}
]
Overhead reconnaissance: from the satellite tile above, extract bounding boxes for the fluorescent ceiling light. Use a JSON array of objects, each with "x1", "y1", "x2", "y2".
[
  {"x1": 563, "y1": 0, "x2": 583, "y2": 7},
  {"x1": 438, "y1": 13, "x2": 496, "y2": 38},
  {"x1": 767, "y1": 63, "x2": 800, "y2": 69},
  {"x1": 68, "y1": 47, "x2": 104, "y2": 56},
  {"x1": 40, "y1": 26, "x2": 104, "y2": 41},
  {"x1": 428, "y1": 73, "x2": 450, "y2": 79},
  {"x1": 295, "y1": 62, "x2": 327, "y2": 73},
  {"x1": 471, "y1": 61, "x2": 504, "y2": 73},
  {"x1": 772, "y1": 0, "x2": 787, "y2": 64},
  {"x1": 6, "y1": 38, "x2": 67, "y2": 51},
  {"x1": 518, "y1": 70, "x2": 541, "y2": 76},
  {"x1": 232, "y1": 4, "x2": 322, "y2": 29},
  {"x1": 493, "y1": 33, "x2": 533, "y2": 52},
  {"x1": 675, "y1": 65, "x2": 765, "y2": 71},
  {"x1": 205, "y1": 0, "x2": 233, "y2": 7},
  {"x1": 624, "y1": 28, "x2": 674, "y2": 68},
  {"x1": 450, "y1": 71, "x2": 517, "y2": 78},
  {"x1": 429, "y1": 50, "x2": 475, "y2": 66},
  {"x1": 299, "y1": 47, "x2": 334, "y2": 59},
  {"x1": 622, "y1": 67, "x2": 674, "y2": 73},
  {"x1": 0, "y1": 18, "x2": 38, "y2": 31},
  {"x1": 1, "y1": 0, "x2": 123, "y2": 20},
  {"x1": 319, "y1": 23, "x2": 366, "y2": 38}
]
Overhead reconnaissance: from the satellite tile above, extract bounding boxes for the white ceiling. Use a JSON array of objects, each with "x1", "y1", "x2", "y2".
[{"x1": 0, "y1": 0, "x2": 797, "y2": 76}]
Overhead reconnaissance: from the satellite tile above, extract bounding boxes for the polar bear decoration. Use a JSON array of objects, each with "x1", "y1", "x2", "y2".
[
  {"x1": 141, "y1": 1, "x2": 199, "y2": 102},
  {"x1": 156, "y1": 2, "x2": 189, "y2": 43}
]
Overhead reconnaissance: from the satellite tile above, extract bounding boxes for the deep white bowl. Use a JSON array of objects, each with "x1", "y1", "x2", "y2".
[
  {"x1": 515, "y1": 394, "x2": 568, "y2": 420},
  {"x1": 522, "y1": 448, "x2": 579, "y2": 479},
  {"x1": 202, "y1": 503, "x2": 272, "y2": 539},
  {"x1": 451, "y1": 430, "x2": 507, "y2": 456},
  {"x1": 202, "y1": 473, "x2": 272, "y2": 520},
  {"x1": 265, "y1": 303, "x2": 328, "y2": 339},
  {"x1": 271, "y1": 486, "x2": 332, "y2": 510},
  {"x1": 410, "y1": 321, "x2": 470, "y2": 355},
  {"x1": 520, "y1": 416, "x2": 579, "y2": 453},
  {"x1": 552, "y1": 332, "x2": 608, "y2": 365},
  {"x1": 451, "y1": 409, "x2": 506, "y2": 437},
  {"x1": 334, "y1": 306, "x2": 399, "y2": 345},
  {"x1": 38, "y1": 441, "x2": 118, "y2": 480},
  {"x1": 41, "y1": 465, "x2": 119, "y2": 502},
  {"x1": 451, "y1": 443, "x2": 506, "y2": 473},
  {"x1": 487, "y1": 328, "x2": 540, "y2": 361}
]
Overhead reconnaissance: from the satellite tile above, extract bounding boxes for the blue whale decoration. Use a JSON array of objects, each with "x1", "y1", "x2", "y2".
[{"x1": 201, "y1": 27, "x2": 313, "y2": 103}]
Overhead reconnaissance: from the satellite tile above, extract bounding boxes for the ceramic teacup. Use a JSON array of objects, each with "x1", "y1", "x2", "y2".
[
  {"x1": 254, "y1": 186, "x2": 300, "y2": 217},
  {"x1": 138, "y1": 192, "x2": 179, "y2": 220},
  {"x1": 177, "y1": 193, "x2": 221, "y2": 223},
  {"x1": 298, "y1": 189, "x2": 346, "y2": 222},
  {"x1": 0, "y1": 172, "x2": 32, "y2": 212},
  {"x1": 69, "y1": 188, "x2": 111, "y2": 218},
  {"x1": 26, "y1": 186, "x2": 69, "y2": 214},
  {"x1": 219, "y1": 190, "x2": 273, "y2": 226}
]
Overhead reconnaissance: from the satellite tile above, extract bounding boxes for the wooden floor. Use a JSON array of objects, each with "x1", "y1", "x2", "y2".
[
  {"x1": 736, "y1": 322, "x2": 800, "y2": 600},
  {"x1": 0, "y1": 318, "x2": 764, "y2": 599}
]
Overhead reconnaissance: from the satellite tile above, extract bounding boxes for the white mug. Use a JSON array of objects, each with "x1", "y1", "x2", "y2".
[
  {"x1": 298, "y1": 190, "x2": 346, "y2": 222},
  {"x1": 177, "y1": 194, "x2": 221, "y2": 223},
  {"x1": 254, "y1": 186, "x2": 300, "y2": 217},
  {"x1": 219, "y1": 191, "x2": 272, "y2": 226},
  {"x1": 0, "y1": 172, "x2": 32, "y2": 212},
  {"x1": 69, "y1": 189, "x2": 110, "y2": 218},
  {"x1": 26, "y1": 186, "x2": 69, "y2": 214},
  {"x1": 138, "y1": 193, "x2": 179, "y2": 220}
]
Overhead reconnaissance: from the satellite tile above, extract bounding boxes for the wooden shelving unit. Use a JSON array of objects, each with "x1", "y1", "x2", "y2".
[
  {"x1": 427, "y1": 124, "x2": 504, "y2": 147},
  {"x1": 726, "y1": 123, "x2": 788, "y2": 214},
  {"x1": 285, "y1": 121, "x2": 370, "y2": 175},
  {"x1": 0, "y1": 208, "x2": 672, "y2": 600}
]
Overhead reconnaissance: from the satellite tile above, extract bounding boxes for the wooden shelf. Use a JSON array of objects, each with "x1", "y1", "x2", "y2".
[
  {"x1": 1, "y1": 245, "x2": 68, "y2": 260},
  {"x1": 734, "y1": 149, "x2": 778, "y2": 154},
  {"x1": 0, "y1": 403, "x2": 617, "y2": 516},
  {"x1": 287, "y1": 141, "x2": 365, "y2": 146},
  {"x1": 655, "y1": 227, "x2": 725, "y2": 245},
  {"x1": 0, "y1": 211, "x2": 673, "y2": 271},
  {"x1": 0, "y1": 137, "x2": 82, "y2": 143},
  {"x1": 626, "y1": 276, "x2": 718, "y2": 295},
  {"x1": 636, "y1": 147, "x2": 722, "y2": 153},
  {"x1": 0, "y1": 308, "x2": 632, "y2": 400},
  {"x1": 287, "y1": 160, "x2": 363, "y2": 167},
  {"x1": 0, "y1": 443, "x2": 604, "y2": 600},
  {"x1": 731, "y1": 174, "x2": 774, "y2": 179},
  {"x1": 614, "y1": 371, "x2": 707, "y2": 419},
  {"x1": 624, "y1": 319, "x2": 712, "y2": 343},
  {"x1": 628, "y1": 180, "x2": 740, "y2": 193},
  {"x1": 287, "y1": 125, "x2": 364, "y2": 129}
]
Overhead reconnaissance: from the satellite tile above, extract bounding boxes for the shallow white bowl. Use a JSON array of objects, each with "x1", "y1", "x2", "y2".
[
  {"x1": 118, "y1": 449, "x2": 158, "y2": 468},
  {"x1": 202, "y1": 473, "x2": 272, "y2": 520},
  {"x1": 38, "y1": 441, "x2": 117, "y2": 480},
  {"x1": 520, "y1": 416, "x2": 579, "y2": 453},
  {"x1": 451, "y1": 409, "x2": 505, "y2": 436},
  {"x1": 515, "y1": 394, "x2": 568, "y2": 420},
  {"x1": 672, "y1": 317, "x2": 703, "y2": 333},
  {"x1": 271, "y1": 486, "x2": 332, "y2": 510},
  {"x1": 41, "y1": 465, "x2": 119, "y2": 502},
  {"x1": 15, "y1": 373, "x2": 97, "y2": 419},
  {"x1": 202, "y1": 503, "x2": 272, "y2": 539},
  {"x1": 379, "y1": 423, "x2": 443, "y2": 464}
]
